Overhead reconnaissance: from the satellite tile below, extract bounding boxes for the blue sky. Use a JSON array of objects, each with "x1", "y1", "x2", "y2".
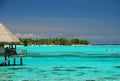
[{"x1": 0, "y1": 0, "x2": 120, "y2": 44}]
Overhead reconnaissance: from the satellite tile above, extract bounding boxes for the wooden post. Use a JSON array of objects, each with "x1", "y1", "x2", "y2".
[
  {"x1": 20, "y1": 57, "x2": 23, "y2": 65},
  {"x1": 15, "y1": 45, "x2": 16, "y2": 48},
  {"x1": 8, "y1": 56, "x2": 10, "y2": 66},
  {"x1": 8, "y1": 60, "x2": 10, "y2": 65},
  {"x1": 4, "y1": 56, "x2": 7, "y2": 66},
  {"x1": 14, "y1": 58, "x2": 16, "y2": 65}
]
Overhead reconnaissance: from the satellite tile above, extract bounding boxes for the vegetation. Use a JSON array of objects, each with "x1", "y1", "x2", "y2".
[{"x1": 19, "y1": 38, "x2": 90, "y2": 46}]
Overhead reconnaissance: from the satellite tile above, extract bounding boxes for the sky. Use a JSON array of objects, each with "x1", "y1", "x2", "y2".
[{"x1": 0, "y1": 0, "x2": 120, "y2": 44}]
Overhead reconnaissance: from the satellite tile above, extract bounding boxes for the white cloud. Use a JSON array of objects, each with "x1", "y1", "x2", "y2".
[
  {"x1": 76, "y1": 35, "x2": 120, "y2": 40},
  {"x1": 56, "y1": 33, "x2": 63, "y2": 37},
  {"x1": 15, "y1": 33, "x2": 47, "y2": 39},
  {"x1": 15, "y1": 33, "x2": 66, "y2": 39}
]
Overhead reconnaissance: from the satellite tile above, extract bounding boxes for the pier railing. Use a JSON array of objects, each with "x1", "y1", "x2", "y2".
[
  {"x1": 0, "y1": 49, "x2": 27, "y2": 66},
  {"x1": 0, "y1": 48, "x2": 27, "y2": 57},
  {"x1": 16, "y1": 49, "x2": 27, "y2": 56}
]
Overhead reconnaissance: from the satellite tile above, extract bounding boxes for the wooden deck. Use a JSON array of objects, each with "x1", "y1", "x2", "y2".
[{"x1": 0, "y1": 50, "x2": 27, "y2": 66}]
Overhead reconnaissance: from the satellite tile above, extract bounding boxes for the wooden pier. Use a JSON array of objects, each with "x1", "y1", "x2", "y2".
[
  {"x1": 0, "y1": 54, "x2": 26, "y2": 66},
  {"x1": 0, "y1": 44, "x2": 27, "y2": 66},
  {"x1": 0, "y1": 23, "x2": 27, "y2": 66}
]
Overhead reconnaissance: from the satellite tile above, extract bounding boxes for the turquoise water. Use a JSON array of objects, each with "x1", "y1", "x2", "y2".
[
  {"x1": 18, "y1": 45, "x2": 120, "y2": 57},
  {"x1": 0, "y1": 45, "x2": 120, "y2": 81}
]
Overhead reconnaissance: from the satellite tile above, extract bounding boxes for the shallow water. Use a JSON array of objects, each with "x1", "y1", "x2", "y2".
[{"x1": 0, "y1": 45, "x2": 120, "y2": 81}]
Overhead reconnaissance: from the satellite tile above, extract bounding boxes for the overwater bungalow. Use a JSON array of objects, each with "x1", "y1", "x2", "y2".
[{"x1": 0, "y1": 23, "x2": 27, "y2": 66}]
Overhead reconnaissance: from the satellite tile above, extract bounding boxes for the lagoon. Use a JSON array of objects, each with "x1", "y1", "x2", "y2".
[{"x1": 0, "y1": 45, "x2": 120, "y2": 81}]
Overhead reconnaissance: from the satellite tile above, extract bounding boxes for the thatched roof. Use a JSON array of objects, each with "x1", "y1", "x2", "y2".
[{"x1": 0, "y1": 23, "x2": 20, "y2": 44}]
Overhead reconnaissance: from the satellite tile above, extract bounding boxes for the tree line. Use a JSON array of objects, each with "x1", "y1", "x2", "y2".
[{"x1": 19, "y1": 38, "x2": 90, "y2": 46}]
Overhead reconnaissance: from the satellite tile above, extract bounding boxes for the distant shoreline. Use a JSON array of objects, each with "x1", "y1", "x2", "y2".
[
  {"x1": 93, "y1": 44, "x2": 120, "y2": 45},
  {"x1": 14, "y1": 44, "x2": 120, "y2": 47},
  {"x1": 19, "y1": 38, "x2": 90, "y2": 46},
  {"x1": 18, "y1": 44, "x2": 91, "y2": 46}
]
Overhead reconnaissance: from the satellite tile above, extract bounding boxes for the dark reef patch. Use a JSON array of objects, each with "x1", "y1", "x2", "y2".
[
  {"x1": 53, "y1": 68, "x2": 76, "y2": 72},
  {"x1": 8, "y1": 67, "x2": 26, "y2": 70},
  {"x1": 76, "y1": 66, "x2": 93, "y2": 69},
  {"x1": 76, "y1": 72, "x2": 85, "y2": 76},
  {"x1": 85, "y1": 80, "x2": 96, "y2": 81},
  {"x1": 112, "y1": 74, "x2": 120, "y2": 76},
  {"x1": 114, "y1": 66, "x2": 120, "y2": 68},
  {"x1": 98, "y1": 77, "x2": 118, "y2": 80},
  {"x1": 52, "y1": 66, "x2": 65, "y2": 68}
]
